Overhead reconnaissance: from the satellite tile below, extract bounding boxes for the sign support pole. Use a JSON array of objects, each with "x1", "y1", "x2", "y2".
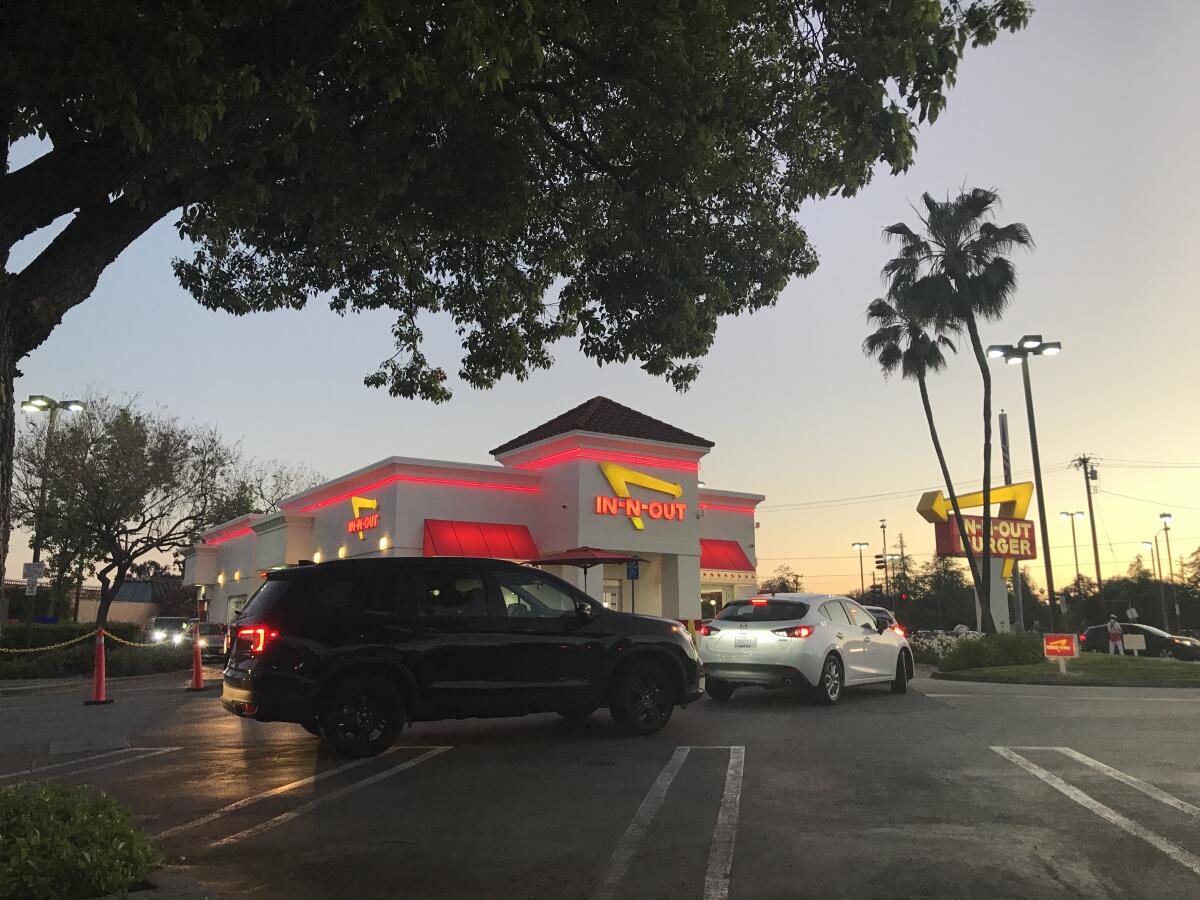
[{"x1": 1001, "y1": 411, "x2": 1025, "y2": 633}]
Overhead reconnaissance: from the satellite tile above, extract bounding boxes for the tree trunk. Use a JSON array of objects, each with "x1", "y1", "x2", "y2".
[
  {"x1": 917, "y1": 374, "x2": 982, "y2": 587},
  {"x1": 0, "y1": 297, "x2": 15, "y2": 641},
  {"x1": 964, "y1": 313, "x2": 997, "y2": 633},
  {"x1": 95, "y1": 564, "x2": 129, "y2": 630}
]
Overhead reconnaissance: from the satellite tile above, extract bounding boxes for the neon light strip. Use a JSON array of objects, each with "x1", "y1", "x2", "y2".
[
  {"x1": 516, "y1": 447, "x2": 699, "y2": 472},
  {"x1": 300, "y1": 473, "x2": 538, "y2": 512},
  {"x1": 206, "y1": 527, "x2": 254, "y2": 545},
  {"x1": 699, "y1": 503, "x2": 756, "y2": 515}
]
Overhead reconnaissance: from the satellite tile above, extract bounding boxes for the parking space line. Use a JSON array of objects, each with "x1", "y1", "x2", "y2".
[
  {"x1": 29, "y1": 747, "x2": 181, "y2": 782},
  {"x1": 1053, "y1": 747, "x2": 1200, "y2": 818},
  {"x1": 924, "y1": 692, "x2": 1200, "y2": 702},
  {"x1": 594, "y1": 746, "x2": 691, "y2": 900},
  {"x1": 992, "y1": 747, "x2": 1200, "y2": 878},
  {"x1": 156, "y1": 745, "x2": 444, "y2": 840},
  {"x1": 0, "y1": 747, "x2": 134, "y2": 781},
  {"x1": 703, "y1": 746, "x2": 745, "y2": 900},
  {"x1": 208, "y1": 746, "x2": 451, "y2": 850}
]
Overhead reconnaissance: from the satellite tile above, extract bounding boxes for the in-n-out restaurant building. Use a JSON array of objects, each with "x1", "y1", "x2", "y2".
[{"x1": 183, "y1": 397, "x2": 764, "y2": 624}]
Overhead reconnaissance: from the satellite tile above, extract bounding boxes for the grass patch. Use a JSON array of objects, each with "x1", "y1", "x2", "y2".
[{"x1": 942, "y1": 652, "x2": 1200, "y2": 684}]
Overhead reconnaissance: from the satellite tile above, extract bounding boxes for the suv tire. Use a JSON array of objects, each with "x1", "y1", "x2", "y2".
[
  {"x1": 318, "y1": 674, "x2": 405, "y2": 757},
  {"x1": 813, "y1": 654, "x2": 843, "y2": 706},
  {"x1": 705, "y1": 680, "x2": 735, "y2": 701},
  {"x1": 610, "y1": 658, "x2": 676, "y2": 735},
  {"x1": 891, "y1": 652, "x2": 909, "y2": 694}
]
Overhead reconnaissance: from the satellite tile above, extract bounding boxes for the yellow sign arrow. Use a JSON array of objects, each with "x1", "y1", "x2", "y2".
[
  {"x1": 917, "y1": 481, "x2": 1035, "y2": 577},
  {"x1": 599, "y1": 463, "x2": 683, "y2": 531}
]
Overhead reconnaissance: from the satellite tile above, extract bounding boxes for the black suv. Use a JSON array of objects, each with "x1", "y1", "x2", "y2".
[{"x1": 222, "y1": 557, "x2": 703, "y2": 756}]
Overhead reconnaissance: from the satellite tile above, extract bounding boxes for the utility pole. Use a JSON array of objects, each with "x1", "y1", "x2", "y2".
[
  {"x1": 1073, "y1": 455, "x2": 1103, "y2": 587},
  {"x1": 879, "y1": 519, "x2": 889, "y2": 602},
  {"x1": 1000, "y1": 410, "x2": 1024, "y2": 632}
]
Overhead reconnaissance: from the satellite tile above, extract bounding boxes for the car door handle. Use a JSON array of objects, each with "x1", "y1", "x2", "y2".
[{"x1": 836, "y1": 632, "x2": 844, "y2": 639}]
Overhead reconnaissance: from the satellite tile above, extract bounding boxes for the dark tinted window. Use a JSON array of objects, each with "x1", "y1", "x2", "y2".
[
  {"x1": 403, "y1": 569, "x2": 488, "y2": 617},
  {"x1": 235, "y1": 580, "x2": 294, "y2": 620},
  {"x1": 716, "y1": 600, "x2": 809, "y2": 622},
  {"x1": 821, "y1": 601, "x2": 852, "y2": 626},
  {"x1": 844, "y1": 603, "x2": 877, "y2": 629},
  {"x1": 312, "y1": 571, "x2": 396, "y2": 614}
]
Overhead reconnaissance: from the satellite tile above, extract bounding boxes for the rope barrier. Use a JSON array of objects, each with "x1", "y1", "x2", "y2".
[
  {"x1": 103, "y1": 630, "x2": 173, "y2": 649},
  {"x1": 0, "y1": 629, "x2": 98, "y2": 654}
]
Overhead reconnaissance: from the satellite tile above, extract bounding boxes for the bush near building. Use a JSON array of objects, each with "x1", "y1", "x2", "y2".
[
  {"x1": 0, "y1": 783, "x2": 160, "y2": 900},
  {"x1": 0, "y1": 622, "x2": 191, "y2": 680}
]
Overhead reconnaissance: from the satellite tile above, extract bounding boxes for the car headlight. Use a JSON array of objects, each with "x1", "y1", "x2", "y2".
[
  {"x1": 198, "y1": 638, "x2": 208, "y2": 647},
  {"x1": 152, "y1": 630, "x2": 166, "y2": 642},
  {"x1": 171, "y1": 633, "x2": 184, "y2": 645}
]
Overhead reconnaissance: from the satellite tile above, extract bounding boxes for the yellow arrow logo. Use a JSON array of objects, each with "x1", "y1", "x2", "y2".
[
  {"x1": 349, "y1": 496, "x2": 379, "y2": 540},
  {"x1": 599, "y1": 463, "x2": 684, "y2": 531},
  {"x1": 917, "y1": 482, "x2": 1035, "y2": 576}
]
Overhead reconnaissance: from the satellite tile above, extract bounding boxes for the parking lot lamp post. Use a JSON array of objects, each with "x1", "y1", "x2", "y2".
[
  {"x1": 879, "y1": 520, "x2": 889, "y2": 600},
  {"x1": 987, "y1": 336, "x2": 1061, "y2": 628},
  {"x1": 851, "y1": 542, "x2": 870, "y2": 594},
  {"x1": 1160, "y1": 513, "x2": 1178, "y2": 626},
  {"x1": 1142, "y1": 540, "x2": 1168, "y2": 629}
]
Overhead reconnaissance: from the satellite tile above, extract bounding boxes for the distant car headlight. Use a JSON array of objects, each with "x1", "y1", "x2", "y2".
[
  {"x1": 197, "y1": 638, "x2": 208, "y2": 647},
  {"x1": 171, "y1": 633, "x2": 184, "y2": 645},
  {"x1": 152, "y1": 630, "x2": 166, "y2": 642}
]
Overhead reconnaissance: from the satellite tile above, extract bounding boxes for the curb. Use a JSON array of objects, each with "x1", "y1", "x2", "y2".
[
  {"x1": 91, "y1": 870, "x2": 216, "y2": 900},
  {"x1": 931, "y1": 670, "x2": 1200, "y2": 688}
]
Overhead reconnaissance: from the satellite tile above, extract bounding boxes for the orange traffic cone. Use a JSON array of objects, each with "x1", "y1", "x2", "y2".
[
  {"x1": 186, "y1": 621, "x2": 208, "y2": 692},
  {"x1": 84, "y1": 629, "x2": 113, "y2": 705}
]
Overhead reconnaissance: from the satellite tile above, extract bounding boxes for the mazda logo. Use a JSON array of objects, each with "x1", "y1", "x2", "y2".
[{"x1": 739, "y1": 623, "x2": 748, "y2": 630}]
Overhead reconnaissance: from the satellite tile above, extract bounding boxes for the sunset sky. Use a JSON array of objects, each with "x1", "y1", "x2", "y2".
[{"x1": 9, "y1": 0, "x2": 1200, "y2": 594}]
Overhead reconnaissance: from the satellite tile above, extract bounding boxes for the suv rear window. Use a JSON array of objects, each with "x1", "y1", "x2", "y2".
[
  {"x1": 716, "y1": 600, "x2": 809, "y2": 622},
  {"x1": 237, "y1": 578, "x2": 296, "y2": 621}
]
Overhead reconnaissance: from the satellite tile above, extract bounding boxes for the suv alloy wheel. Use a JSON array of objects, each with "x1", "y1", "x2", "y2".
[
  {"x1": 814, "y1": 654, "x2": 843, "y2": 706},
  {"x1": 610, "y1": 658, "x2": 675, "y2": 735},
  {"x1": 318, "y1": 674, "x2": 406, "y2": 757}
]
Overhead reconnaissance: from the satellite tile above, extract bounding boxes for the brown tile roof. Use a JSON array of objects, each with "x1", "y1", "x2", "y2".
[{"x1": 491, "y1": 396, "x2": 714, "y2": 456}]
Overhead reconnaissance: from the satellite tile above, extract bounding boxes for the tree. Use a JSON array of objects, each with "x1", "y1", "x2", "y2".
[
  {"x1": 914, "y1": 555, "x2": 975, "y2": 630},
  {"x1": 881, "y1": 188, "x2": 1033, "y2": 627},
  {"x1": 862, "y1": 295, "x2": 986, "y2": 622},
  {"x1": 229, "y1": 458, "x2": 326, "y2": 514},
  {"x1": 0, "y1": 1, "x2": 1031, "y2": 601},
  {"x1": 28, "y1": 397, "x2": 246, "y2": 628},
  {"x1": 760, "y1": 565, "x2": 804, "y2": 594}
]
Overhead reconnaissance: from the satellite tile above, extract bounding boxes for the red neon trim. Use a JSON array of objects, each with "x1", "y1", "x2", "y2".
[
  {"x1": 300, "y1": 472, "x2": 538, "y2": 512},
  {"x1": 699, "y1": 502, "x2": 756, "y2": 515},
  {"x1": 515, "y1": 447, "x2": 699, "y2": 472},
  {"x1": 206, "y1": 527, "x2": 253, "y2": 545}
]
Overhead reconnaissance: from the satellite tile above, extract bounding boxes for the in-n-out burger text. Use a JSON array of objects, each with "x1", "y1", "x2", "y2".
[
  {"x1": 594, "y1": 496, "x2": 687, "y2": 522},
  {"x1": 934, "y1": 515, "x2": 1037, "y2": 560},
  {"x1": 347, "y1": 512, "x2": 380, "y2": 536}
]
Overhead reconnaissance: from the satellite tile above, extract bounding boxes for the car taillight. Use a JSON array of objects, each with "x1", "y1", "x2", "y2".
[
  {"x1": 891, "y1": 626, "x2": 906, "y2": 637},
  {"x1": 237, "y1": 625, "x2": 278, "y2": 654},
  {"x1": 698, "y1": 624, "x2": 719, "y2": 637},
  {"x1": 773, "y1": 625, "x2": 813, "y2": 639},
  {"x1": 750, "y1": 598, "x2": 768, "y2": 606},
  {"x1": 1078, "y1": 634, "x2": 1086, "y2": 643}
]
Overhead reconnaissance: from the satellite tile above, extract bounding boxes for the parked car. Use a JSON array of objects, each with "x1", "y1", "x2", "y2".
[
  {"x1": 1079, "y1": 623, "x2": 1200, "y2": 661},
  {"x1": 862, "y1": 605, "x2": 902, "y2": 633},
  {"x1": 697, "y1": 593, "x2": 913, "y2": 705},
  {"x1": 222, "y1": 557, "x2": 703, "y2": 756},
  {"x1": 146, "y1": 616, "x2": 190, "y2": 645}
]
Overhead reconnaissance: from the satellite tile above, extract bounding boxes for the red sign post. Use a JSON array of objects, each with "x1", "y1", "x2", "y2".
[{"x1": 1043, "y1": 632, "x2": 1078, "y2": 675}]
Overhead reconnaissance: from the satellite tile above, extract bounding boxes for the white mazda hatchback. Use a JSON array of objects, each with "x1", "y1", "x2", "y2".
[{"x1": 697, "y1": 593, "x2": 912, "y2": 705}]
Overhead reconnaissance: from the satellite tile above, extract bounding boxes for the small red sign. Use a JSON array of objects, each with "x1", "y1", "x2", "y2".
[{"x1": 1043, "y1": 633, "x2": 1078, "y2": 658}]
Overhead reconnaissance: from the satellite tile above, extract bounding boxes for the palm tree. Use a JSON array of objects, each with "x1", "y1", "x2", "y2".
[
  {"x1": 881, "y1": 189, "x2": 1032, "y2": 631},
  {"x1": 862, "y1": 298, "x2": 982, "y2": 602}
]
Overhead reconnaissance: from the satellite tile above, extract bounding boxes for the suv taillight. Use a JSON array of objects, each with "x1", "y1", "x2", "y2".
[
  {"x1": 773, "y1": 625, "x2": 813, "y2": 639},
  {"x1": 237, "y1": 625, "x2": 278, "y2": 655},
  {"x1": 698, "y1": 624, "x2": 719, "y2": 637}
]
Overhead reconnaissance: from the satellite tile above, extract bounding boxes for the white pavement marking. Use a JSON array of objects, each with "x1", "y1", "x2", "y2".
[
  {"x1": 594, "y1": 746, "x2": 692, "y2": 900},
  {"x1": 208, "y1": 746, "x2": 451, "y2": 850},
  {"x1": 703, "y1": 746, "x2": 745, "y2": 900},
  {"x1": 1052, "y1": 747, "x2": 1200, "y2": 818},
  {"x1": 923, "y1": 692, "x2": 1200, "y2": 702},
  {"x1": 992, "y1": 747, "x2": 1200, "y2": 878},
  {"x1": 156, "y1": 746, "x2": 439, "y2": 839},
  {"x1": 29, "y1": 747, "x2": 181, "y2": 782},
  {"x1": 0, "y1": 747, "x2": 135, "y2": 780}
]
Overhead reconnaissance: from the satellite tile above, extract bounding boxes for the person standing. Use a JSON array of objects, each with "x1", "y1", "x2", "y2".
[{"x1": 1107, "y1": 615, "x2": 1125, "y2": 655}]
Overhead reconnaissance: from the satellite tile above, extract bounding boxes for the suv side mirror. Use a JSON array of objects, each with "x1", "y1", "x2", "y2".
[{"x1": 576, "y1": 601, "x2": 596, "y2": 619}]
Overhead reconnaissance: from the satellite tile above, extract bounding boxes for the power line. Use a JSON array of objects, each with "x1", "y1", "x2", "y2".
[{"x1": 1097, "y1": 489, "x2": 1200, "y2": 512}]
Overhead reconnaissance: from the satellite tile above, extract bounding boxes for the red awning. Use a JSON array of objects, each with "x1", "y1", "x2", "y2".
[
  {"x1": 423, "y1": 519, "x2": 539, "y2": 559},
  {"x1": 700, "y1": 539, "x2": 754, "y2": 572}
]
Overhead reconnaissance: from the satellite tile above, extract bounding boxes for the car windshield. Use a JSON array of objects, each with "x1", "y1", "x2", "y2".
[
  {"x1": 1129, "y1": 623, "x2": 1171, "y2": 638},
  {"x1": 716, "y1": 600, "x2": 809, "y2": 622},
  {"x1": 198, "y1": 623, "x2": 225, "y2": 635},
  {"x1": 152, "y1": 618, "x2": 188, "y2": 630}
]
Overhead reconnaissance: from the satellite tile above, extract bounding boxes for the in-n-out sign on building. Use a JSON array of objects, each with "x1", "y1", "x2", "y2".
[{"x1": 183, "y1": 397, "x2": 764, "y2": 624}]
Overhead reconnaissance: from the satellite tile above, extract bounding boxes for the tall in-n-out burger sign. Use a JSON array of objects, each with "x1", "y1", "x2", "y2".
[
  {"x1": 934, "y1": 515, "x2": 1037, "y2": 560},
  {"x1": 347, "y1": 496, "x2": 379, "y2": 539},
  {"x1": 594, "y1": 463, "x2": 686, "y2": 531}
]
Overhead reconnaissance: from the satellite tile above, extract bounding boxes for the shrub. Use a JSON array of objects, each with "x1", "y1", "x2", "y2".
[
  {"x1": 0, "y1": 639, "x2": 191, "y2": 680},
  {"x1": 0, "y1": 784, "x2": 160, "y2": 900},
  {"x1": 937, "y1": 633, "x2": 1044, "y2": 672},
  {"x1": 0, "y1": 622, "x2": 141, "y2": 650},
  {"x1": 908, "y1": 633, "x2": 959, "y2": 664}
]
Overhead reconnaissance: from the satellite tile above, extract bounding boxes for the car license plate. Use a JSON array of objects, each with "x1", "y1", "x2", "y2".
[{"x1": 734, "y1": 634, "x2": 757, "y2": 649}]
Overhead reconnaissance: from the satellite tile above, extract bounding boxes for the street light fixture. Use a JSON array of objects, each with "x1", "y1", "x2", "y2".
[
  {"x1": 988, "y1": 336, "x2": 1061, "y2": 627},
  {"x1": 1060, "y1": 511, "x2": 1085, "y2": 582},
  {"x1": 851, "y1": 542, "x2": 870, "y2": 594}
]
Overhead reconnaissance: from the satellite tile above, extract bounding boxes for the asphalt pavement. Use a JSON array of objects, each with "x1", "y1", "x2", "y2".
[{"x1": 3, "y1": 670, "x2": 1199, "y2": 899}]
